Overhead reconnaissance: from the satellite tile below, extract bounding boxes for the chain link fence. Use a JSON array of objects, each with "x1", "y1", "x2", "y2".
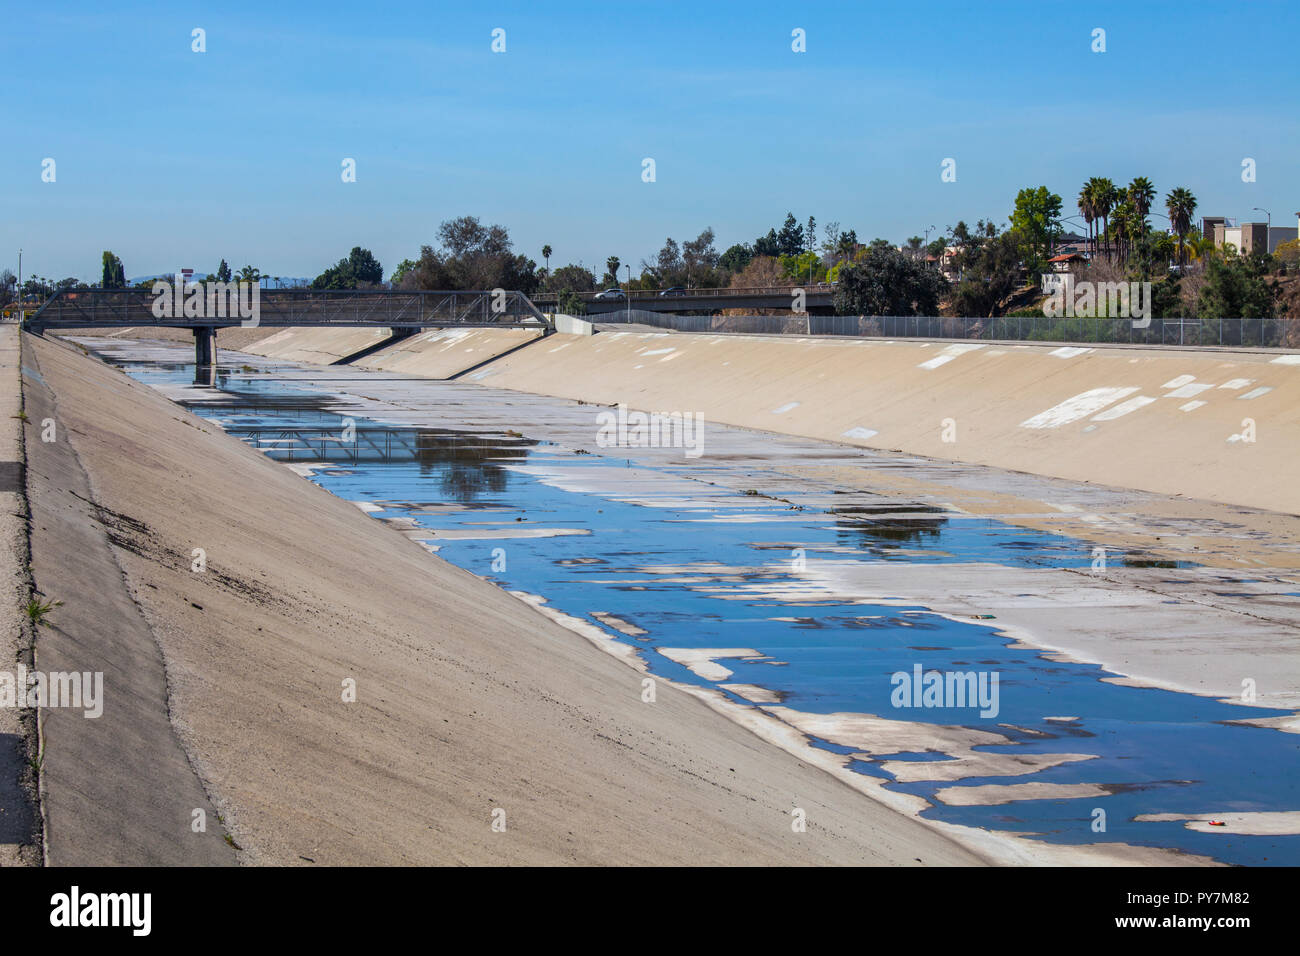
[{"x1": 596, "y1": 312, "x2": 1300, "y2": 347}]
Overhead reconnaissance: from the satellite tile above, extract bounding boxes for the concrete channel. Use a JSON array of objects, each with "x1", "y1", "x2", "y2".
[{"x1": 59, "y1": 332, "x2": 1300, "y2": 866}]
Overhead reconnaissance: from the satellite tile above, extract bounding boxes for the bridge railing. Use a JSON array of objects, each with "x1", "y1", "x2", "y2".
[{"x1": 27, "y1": 287, "x2": 551, "y2": 330}]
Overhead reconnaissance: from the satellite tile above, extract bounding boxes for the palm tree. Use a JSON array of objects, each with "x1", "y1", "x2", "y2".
[
  {"x1": 1092, "y1": 178, "x2": 1117, "y2": 263},
  {"x1": 1077, "y1": 181, "x2": 1096, "y2": 261},
  {"x1": 1186, "y1": 235, "x2": 1210, "y2": 261},
  {"x1": 1165, "y1": 187, "x2": 1197, "y2": 267},
  {"x1": 1127, "y1": 177, "x2": 1156, "y2": 222},
  {"x1": 1110, "y1": 200, "x2": 1136, "y2": 265},
  {"x1": 541, "y1": 244, "x2": 552, "y2": 276}
]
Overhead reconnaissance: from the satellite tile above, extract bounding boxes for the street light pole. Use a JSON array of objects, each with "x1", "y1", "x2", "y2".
[{"x1": 625, "y1": 264, "x2": 631, "y2": 325}]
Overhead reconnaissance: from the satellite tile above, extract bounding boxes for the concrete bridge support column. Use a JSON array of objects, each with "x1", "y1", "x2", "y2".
[{"x1": 193, "y1": 326, "x2": 217, "y2": 386}]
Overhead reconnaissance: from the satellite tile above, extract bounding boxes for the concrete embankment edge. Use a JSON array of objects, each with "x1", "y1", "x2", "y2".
[{"x1": 0, "y1": 324, "x2": 39, "y2": 865}]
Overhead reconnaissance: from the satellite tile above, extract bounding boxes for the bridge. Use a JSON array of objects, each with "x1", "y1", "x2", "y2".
[
  {"x1": 26, "y1": 286, "x2": 551, "y2": 384},
  {"x1": 530, "y1": 285, "x2": 838, "y2": 315}
]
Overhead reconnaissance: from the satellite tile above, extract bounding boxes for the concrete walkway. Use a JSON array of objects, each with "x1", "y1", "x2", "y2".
[
  {"x1": 0, "y1": 323, "x2": 38, "y2": 864},
  {"x1": 23, "y1": 339, "x2": 235, "y2": 865}
]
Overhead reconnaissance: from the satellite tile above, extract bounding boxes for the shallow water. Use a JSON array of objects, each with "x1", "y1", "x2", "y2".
[{"x1": 102, "y1": 347, "x2": 1300, "y2": 865}]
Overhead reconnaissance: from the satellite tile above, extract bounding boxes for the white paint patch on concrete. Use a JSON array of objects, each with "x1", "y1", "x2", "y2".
[
  {"x1": 658, "y1": 648, "x2": 765, "y2": 682},
  {"x1": 1049, "y1": 346, "x2": 1092, "y2": 359},
  {"x1": 352, "y1": 501, "x2": 383, "y2": 513},
  {"x1": 1020, "y1": 387, "x2": 1138, "y2": 429},
  {"x1": 772, "y1": 402, "x2": 800, "y2": 415},
  {"x1": 640, "y1": 348, "x2": 675, "y2": 356},
  {"x1": 1090, "y1": 395, "x2": 1156, "y2": 421},
  {"x1": 1270, "y1": 355, "x2": 1300, "y2": 365},
  {"x1": 1218, "y1": 378, "x2": 1254, "y2": 390},
  {"x1": 1162, "y1": 374, "x2": 1196, "y2": 389},
  {"x1": 1239, "y1": 386, "x2": 1273, "y2": 400},
  {"x1": 917, "y1": 343, "x2": 985, "y2": 370},
  {"x1": 1164, "y1": 382, "x2": 1213, "y2": 399},
  {"x1": 842, "y1": 426, "x2": 879, "y2": 441},
  {"x1": 1179, "y1": 401, "x2": 1207, "y2": 412}
]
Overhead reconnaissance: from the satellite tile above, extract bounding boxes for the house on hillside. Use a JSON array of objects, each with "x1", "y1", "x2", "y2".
[
  {"x1": 1047, "y1": 252, "x2": 1087, "y2": 273},
  {"x1": 1055, "y1": 232, "x2": 1090, "y2": 256}
]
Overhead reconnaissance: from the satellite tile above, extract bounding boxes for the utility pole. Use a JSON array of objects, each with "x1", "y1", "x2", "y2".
[{"x1": 625, "y1": 264, "x2": 631, "y2": 324}]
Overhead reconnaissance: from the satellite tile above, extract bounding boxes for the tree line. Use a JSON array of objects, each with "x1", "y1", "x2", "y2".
[{"x1": 7, "y1": 191, "x2": 1295, "y2": 322}]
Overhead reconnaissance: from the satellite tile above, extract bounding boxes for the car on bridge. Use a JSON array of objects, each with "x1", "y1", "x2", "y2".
[
  {"x1": 593, "y1": 288, "x2": 625, "y2": 300},
  {"x1": 658, "y1": 286, "x2": 686, "y2": 297}
]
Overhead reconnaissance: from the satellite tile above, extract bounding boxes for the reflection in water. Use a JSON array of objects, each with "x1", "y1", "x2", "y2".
[
  {"x1": 834, "y1": 513, "x2": 948, "y2": 548},
  {"x1": 415, "y1": 430, "x2": 534, "y2": 504}
]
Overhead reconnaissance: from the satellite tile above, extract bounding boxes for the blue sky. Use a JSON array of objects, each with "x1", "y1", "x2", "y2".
[{"x1": 5, "y1": 0, "x2": 1297, "y2": 282}]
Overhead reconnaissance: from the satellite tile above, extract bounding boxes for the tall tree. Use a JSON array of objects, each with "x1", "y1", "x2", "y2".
[
  {"x1": 312, "y1": 247, "x2": 383, "y2": 289},
  {"x1": 547, "y1": 263, "x2": 597, "y2": 293},
  {"x1": 216, "y1": 259, "x2": 232, "y2": 282},
  {"x1": 776, "y1": 213, "x2": 804, "y2": 257},
  {"x1": 541, "y1": 244, "x2": 552, "y2": 274},
  {"x1": 753, "y1": 228, "x2": 781, "y2": 257},
  {"x1": 1077, "y1": 181, "x2": 1097, "y2": 261},
  {"x1": 603, "y1": 256, "x2": 622, "y2": 287},
  {"x1": 399, "y1": 216, "x2": 538, "y2": 293},
  {"x1": 101, "y1": 251, "x2": 125, "y2": 288},
  {"x1": 682, "y1": 228, "x2": 720, "y2": 287},
  {"x1": 1165, "y1": 187, "x2": 1198, "y2": 267},
  {"x1": 1091, "y1": 178, "x2": 1117, "y2": 262},
  {"x1": 643, "y1": 238, "x2": 684, "y2": 287},
  {"x1": 1009, "y1": 186, "x2": 1063, "y2": 278},
  {"x1": 719, "y1": 243, "x2": 754, "y2": 275},
  {"x1": 1127, "y1": 176, "x2": 1156, "y2": 222}
]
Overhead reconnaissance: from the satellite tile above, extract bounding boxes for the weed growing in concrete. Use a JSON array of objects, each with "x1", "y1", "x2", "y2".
[{"x1": 24, "y1": 597, "x2": 63, "y2": 627}]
